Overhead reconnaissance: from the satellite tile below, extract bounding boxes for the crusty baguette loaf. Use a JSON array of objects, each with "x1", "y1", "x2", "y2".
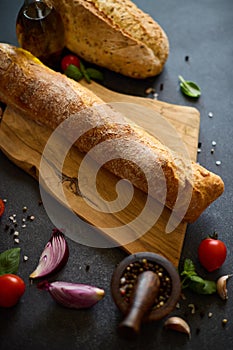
[
  {"x1": 0, "y1": 43, "x2": 224, "y2": 222},
  {"x1": 49, "y1": 0, "x2": 169, "y2": 78}
]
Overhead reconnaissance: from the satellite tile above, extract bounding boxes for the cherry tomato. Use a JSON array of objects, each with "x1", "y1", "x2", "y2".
[
  {"x1": 61, "y1": 54, "x2": 80, "y2": 72},
  {"x1": 198, "y1": 236, "x2": 227, "y2": 272},
  {"x1": 0, "y1": 198, "x2": 5, "y2": 217},
  {"x1": 0, "y1": 274, "x2": 26, "y2": 307}
]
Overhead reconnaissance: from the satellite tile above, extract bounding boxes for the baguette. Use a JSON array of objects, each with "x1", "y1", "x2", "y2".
[
  {"x1": 0, "y1": 43, "x2": 224, "y2": 222},
  {"x1": 49, "y1": 0, "x2": 169, "y2": 78}
]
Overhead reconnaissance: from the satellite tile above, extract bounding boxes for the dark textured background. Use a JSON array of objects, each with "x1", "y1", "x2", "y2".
[{"x1": 0, "y1": 1, "x2": 233, "y2": 349}]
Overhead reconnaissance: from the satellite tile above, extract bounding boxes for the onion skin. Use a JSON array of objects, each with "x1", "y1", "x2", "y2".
[
  {"x1": 29, "y1": 229, "x2": 69, "y2": 279},
  {"x1": 37, "y1": 281, "x2": 105, "y2": 309}
]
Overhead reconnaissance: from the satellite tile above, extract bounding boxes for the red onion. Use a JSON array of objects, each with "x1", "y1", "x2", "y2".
[
  {"x1": 29, "y1": 229, "x2": 69, "y2": 279},
  {"x1": 37, "y1": 280, "x2": 105, "y2": 309}
]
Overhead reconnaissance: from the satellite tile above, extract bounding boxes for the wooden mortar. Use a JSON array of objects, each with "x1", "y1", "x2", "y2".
[{"x1": 111, "y1": 252, "x2": 181, "y2": 338}]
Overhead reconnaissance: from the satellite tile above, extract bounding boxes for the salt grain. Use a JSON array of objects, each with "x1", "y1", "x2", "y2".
[{"x1": 208, "y1": 112, "x2": 213, "y2": 118}]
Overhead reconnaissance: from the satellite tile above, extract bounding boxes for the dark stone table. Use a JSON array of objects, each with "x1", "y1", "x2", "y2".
[{"x1": 0, "y1": 1, "x2": 232, "y2": 349}]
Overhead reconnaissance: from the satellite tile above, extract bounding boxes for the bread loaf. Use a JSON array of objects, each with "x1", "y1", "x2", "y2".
[
  {"x1": 49, "y1": 0, "x2": 169, "y2": 78},
  {"x1": 0, "y1": 43, "x2": 224, "y2": 222}
]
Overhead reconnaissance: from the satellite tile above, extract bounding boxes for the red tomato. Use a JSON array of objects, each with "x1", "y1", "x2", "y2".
[
  {"x1": 0, "y1": 198, "x2": 5, "y2": 217},
  {"x1": 61, "y1": 54, "x2": 80, "y2": 71},
  {"x1": 0, "y1": 274, "x2": 26, "y2": 307},
  {"x1": 198, "y1": 236, "x2": 227, "y2": 272}
]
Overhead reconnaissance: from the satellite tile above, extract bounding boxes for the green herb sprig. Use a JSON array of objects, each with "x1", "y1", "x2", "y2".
[
  {"x1": 0, "y1": 247, "x2": 21, "y2": 276},
  {"x1": 65, "y1": 62, "x2": 104, "y2": 84},
  {"x1": 180, "y1": 258, "x2": 216, "y2": 295},
  {"x1": 178, "y1": 75, "x2": 201, "y2": 98}
]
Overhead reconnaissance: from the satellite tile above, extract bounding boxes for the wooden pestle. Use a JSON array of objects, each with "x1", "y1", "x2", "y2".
[{"x1": 118, "y1": 270, "x2": 160, "y2": 338}]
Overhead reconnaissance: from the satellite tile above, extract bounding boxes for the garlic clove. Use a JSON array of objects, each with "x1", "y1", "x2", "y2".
[
  {"x1": 164, "y1": 316, "x2": 191, "y2": 338},
  {"x1": 216, "y1": 274, "x2": 232, "y2": 300},
  {"x1": 37, "y1": 280, "x2": 105, "y2": 309}
]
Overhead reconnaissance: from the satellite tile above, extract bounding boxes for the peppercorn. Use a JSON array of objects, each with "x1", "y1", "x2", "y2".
[{"x1": 119, "y1": 259, "x2": 172, "y2": 310}]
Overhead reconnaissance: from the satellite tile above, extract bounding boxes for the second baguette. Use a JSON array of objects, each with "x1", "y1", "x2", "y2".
[
  {"x1": 50, "y1": 0, "x2": 169, "y2": 78},
  {"x1": 0, "y1": 43, "x2": 224, "y2": 222}
]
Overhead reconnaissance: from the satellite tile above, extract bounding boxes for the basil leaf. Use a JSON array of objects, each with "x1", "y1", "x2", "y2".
[
  {"x1": 86, "y1": 68, "x2": 104, "y2": 81},
  {"x1": 184, "y1": 258, "x2": 196, "y2": 274},
  {"x1": 80, "y1": 61, "x2": 91, "y2": 83},
  {"x1": 180, "y1": 258, "x2": 216, "y2": 295},
  {"x1": 180, "y1": 258, "x2": 197, "y2": 278},
  {"x1": 202, "y1": 280, "x2": 217, "y2": 294},
  {"x1": 178, "y1": 75, "x2": 201, "y2": 98},
  {"x1": 65, "y1": 64, "x2": 83, "y2": 81},
  {"x1": 189, "y1": 275, "x2": 216, "y2": 294},
  {"x1": 0, "y1": 248, "x2": 21, "y2": 275}
]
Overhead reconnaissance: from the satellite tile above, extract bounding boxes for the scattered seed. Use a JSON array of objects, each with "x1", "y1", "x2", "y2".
[
  {"x1": 180, "y1": 293, "x2": 186, "y2": 300},
  {"x1": 3, "y1": 198, "x2": 7, "y2": 203},
  {"x1": 22, "y1": 218, "x2": 26, "y2": 222},
  {"x1": 13, "y1": 231, "x2": 19, "y2": 237},
  {"x1": 23, "y1": 255, "x2": 29, "y2": 262},
  {"x1": 9, "y1": 216, "x2": 14, "y2": 221},
  {"x1": 208, "y1": 112, "x2": 214, "y2": 118},
  {"x1": 29, "y1": 215, "x2": 35, "y2": 221},
  {"x1": 216, "y1": 161, "x2": 221, "y2": 166},
  {"x1": 197, "y1": 148, "x2": 201, "y2": 153},
  {"x1": 222, "y1": 319, "x2": 228, "y2": 326},
  {"x1": 208, "y1": 312, "x2": 213, "y2": 318},
  {"x1": 153, "y1": 92, "x2": 159, "y2": 99},
  {"x1": 211, "y1": 148, "x2": 215, "y2": 154},
  {"x1": 14, "y1": 238, "x2": 20, "y2": 244},
  {"x1": 22, "y1": 224, "x2": 27, "y2": 228},
  {"x1": 212, "y1": 141, "x2": 217, "y2": 146},
  {"x1": 185, "y1": 55, "x2": 189, "y2": 62},
  {"x1": 23, "y1": 206, "x2": 28, "y2": 212},
  {"x1": 160, "y1": 83, "x2": 164, "y2": 91},
  {"x1": 188, "y1": 303, "x2": 196, "y2": 314},
  {"x1": 145, "y1": 87, "x2": 155, "y2": 95},
  {"x1": 85, "y1": 265, "x2": 90, "y2": 272},
  {"x1": 198, "y1": 142, "x2": 202, "y2": 148}
]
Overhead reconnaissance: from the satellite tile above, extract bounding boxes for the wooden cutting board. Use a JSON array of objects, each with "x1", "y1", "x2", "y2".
[{"x1": 0, "y1": 81, "x2": 200, "y2": 267}]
